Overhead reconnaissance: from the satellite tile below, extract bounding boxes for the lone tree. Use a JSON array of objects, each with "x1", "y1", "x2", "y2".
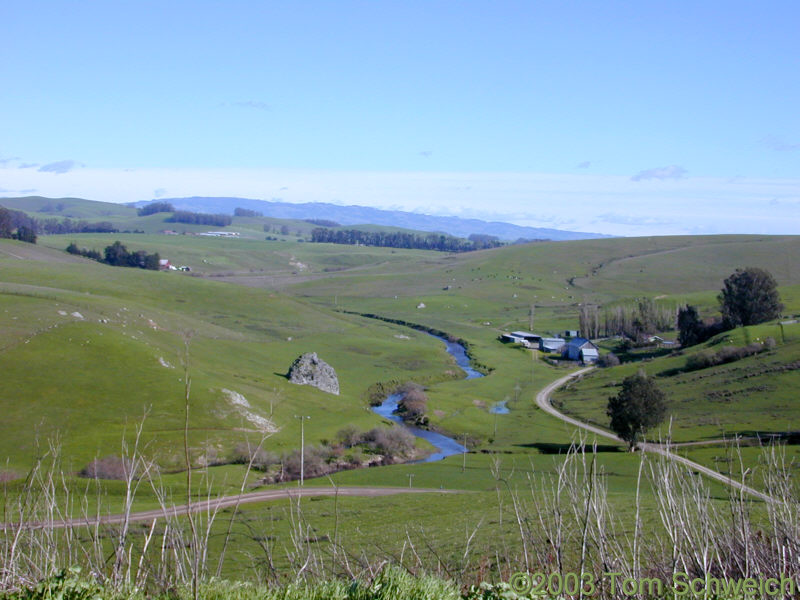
[
  {"x1": 719, "y1": 267, "x2": 783, "y2": 326},
  {"x1": 607, "y1": 371, "x2": 667, "y2": 448}
]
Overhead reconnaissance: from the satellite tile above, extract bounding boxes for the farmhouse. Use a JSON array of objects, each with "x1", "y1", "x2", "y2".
[
  {"x1": 565, "y1": 337, "x2": 599, "y2": 362},
  {"x1": 648, "y1": 335, "x2": 676, "y2": 347},
  {"x1": 539, "y1": 337, "x2": 566, "y2": 353}
]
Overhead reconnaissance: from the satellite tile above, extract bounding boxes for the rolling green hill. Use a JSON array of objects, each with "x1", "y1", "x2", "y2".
[
  {"x1": 1, "y1": 219, "x2": 799, "y2": 487},
  {"x1": 3, "y1": 220, "x2": 800, "y2": 592},
  {"x1": 553, "y1": 322, "x2": 800, "y2": 443},
  {"x1": 0, "y1": 240, "x2": 467, "y2": 472},
  {"x1": 1, "y1": 195, "x2": 463, "y2": 240}
]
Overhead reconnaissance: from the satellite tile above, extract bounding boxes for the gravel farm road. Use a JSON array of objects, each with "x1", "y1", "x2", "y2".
[
  {"x1": 1, "y1": 486, "x2": 462, "y2": 531},
  {"x1": 535, "y1": 367, "x2": 774, "y2": 503}
]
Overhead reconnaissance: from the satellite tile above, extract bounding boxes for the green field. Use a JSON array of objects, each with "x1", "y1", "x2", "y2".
[
  {"x1": 2, "y1": 201, "x2": 799, "y2": 593},
  {"x1": 3, "y1": 223, "x2": 799, "y2": 477}
]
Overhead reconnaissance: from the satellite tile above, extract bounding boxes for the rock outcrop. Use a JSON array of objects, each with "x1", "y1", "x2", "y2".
[{"x1": 287, "y1": 352, "x2": 340, "y2": 395}]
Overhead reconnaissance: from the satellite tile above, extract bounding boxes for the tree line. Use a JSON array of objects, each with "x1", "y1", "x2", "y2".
[
  {"x1": 0, "y1": 206, "x2": 37, "y2": 243},
  {"x1": 66, "y1": 240, "x2": 161, "y2": 270},
  {"x1": 233, "y1": 207, "x2": 263, "y2": 217},
  {"x1": 579, "y1": 298, "x2": 678, "y2": 341},
  {"x1": 304, "y1": 218, "x2": 340, "y2": 227},
  {"x1": 309, "y1": 227, "x2": 502, "y2": 252},
  {"x1": 38, "y1": 218, "x2": 118, "y2": 234},
  {"x1": 165, "y1": 211, "x2": 232, "y2": 227},
  {"x1": 578, "y1": 267, "x2": 783, "y2": 347},
  {"x1": 1, "y1": 205, "x2": 119, "y2": 240},
  {"x1": 137, "y1": 201, "x2": 174, "y2": 216}
]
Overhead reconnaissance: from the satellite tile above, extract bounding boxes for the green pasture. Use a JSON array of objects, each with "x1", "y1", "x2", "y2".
[
  {"x1": 552, "y1": 321, "x2": 800, "y2": 444},
  {"x1": 0, "y1": 242, "x2": 476, "y2": 472},
  {"x1": 3, "y1": 221, "x2": 800, "y2": 537}
]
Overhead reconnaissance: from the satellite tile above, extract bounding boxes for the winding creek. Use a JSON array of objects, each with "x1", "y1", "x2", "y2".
[{"x1": 372, "y1": 333, "x2": 488, "y2": 462}]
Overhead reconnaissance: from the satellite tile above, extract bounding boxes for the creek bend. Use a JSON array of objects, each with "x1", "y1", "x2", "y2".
[{"x1": 372, "y1": 333, "x2": 486, "y2": 462}]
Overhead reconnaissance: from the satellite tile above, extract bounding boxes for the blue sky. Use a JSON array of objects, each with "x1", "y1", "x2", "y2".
[{"x1": 1, "y1": 1, "x2": 799, "y2": 235}]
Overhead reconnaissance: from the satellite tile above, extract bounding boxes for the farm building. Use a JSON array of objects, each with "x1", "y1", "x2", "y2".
[
  {"x1": 648, "y1": 335, "x2": 676, "y2": 347},
  {"x1": 564, "y1": 337, "x2": 599, "y2": 362},
  {"x1": 500, "y1": 331, "x2": 541, "y2": 348},
  {"x1": 501, "y1": 333, "x2": 528, "y2": 346},
  {"x1": 539, "y1": 337, "x2": 566, "y2": 353},
  {"x1": 198, "y1": 231, "x2": 240, "y2": 237}
]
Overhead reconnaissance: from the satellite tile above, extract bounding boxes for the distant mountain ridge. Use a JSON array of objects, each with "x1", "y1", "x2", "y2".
[{"x1": 131, "y1": 197, "x2": 608, "y2": 241}]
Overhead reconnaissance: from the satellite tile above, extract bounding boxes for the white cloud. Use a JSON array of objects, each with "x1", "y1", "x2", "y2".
[
  {"x1": 631, "y1": 165, "x2": 688, "y2": 182},
  {"x1": 596, "y1": 213, "x2": 676, "y2": 227},
  {"x1": 762, "y1": 135, "x2": 800, "y2": 152},
  {"x1": 38, "y1": 160, "x2": 83, "y2": 174}
]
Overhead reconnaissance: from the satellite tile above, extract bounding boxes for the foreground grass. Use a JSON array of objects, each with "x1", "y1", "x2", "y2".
[
  {"x1": 3, "y1": 442, "x2": 795, "y2": 599},
  {"x1": 0, "y1": 565, "x2": 514, "y2": 600}
]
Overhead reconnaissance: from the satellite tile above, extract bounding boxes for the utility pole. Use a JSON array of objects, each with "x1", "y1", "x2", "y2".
[
  {"x1": 462, "y1": 433, "x2": 468, "y2": 473},
  {"x1": 294, "y1": 415, "x2": 310, "y2": 485}
]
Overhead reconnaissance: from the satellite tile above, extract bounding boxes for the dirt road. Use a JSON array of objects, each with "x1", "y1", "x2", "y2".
[
  {"x1": 1, "y1": 486, "x2": 461, "y2": 531},
  {"x1": 536, "y1": 368, "x2": 774, "y2": 503}
]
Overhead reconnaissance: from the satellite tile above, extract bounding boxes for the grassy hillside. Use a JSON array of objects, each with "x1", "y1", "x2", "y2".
[
  {"x1": 1, "y1": 195, "x2": 460, "y2": 240},
  {"x1": 0, "y1": 196, "x2": 136, "y2": 219},
  {"x1": 5, "y1": 232, "x2": 800, "y2": 474},
  {"x1": 0, "y1": 240, "x2": 469, "y2": 472},
  {"x1": 3, "y1": 228, "x2": 800, "y2": 594},
  {"x1": 553, "y1": 321, "x2": 800, "y2": 441}
]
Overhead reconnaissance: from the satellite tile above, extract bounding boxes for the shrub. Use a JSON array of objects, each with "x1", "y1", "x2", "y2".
[
  {"x1": 20, "y1": 567, "x2": 103, "y2": 600},
  {"x1": 79, "y1": 456, "x2": 134, "y2": 480},
  {"x1": 362, "y1": 427, "x2": 415, "y2": 458},
  {"x1": 282, "y1": 445, "x2": 331, "y2": 480},
  {"x1": 684, "y1": 341, "x2": 770, "y2": 371},
  {"x1": 397, "y1": 384, "x2": 428, "y2": 423},
  {"x1": 336, "y1": 424, "x2": 362, "y2": 448},
  {"x1": 597, "y1": 352, "x2": 620, "y2": 368},
  {"x1": 685, "y1": 350, "x2": 715, "y2": 371},
  {"x1": 232, "y1": 443, "x2": 279, "y2": 471},
  {"x1": 0, "y1": 470, "x2": 20, "y2": 483}
]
